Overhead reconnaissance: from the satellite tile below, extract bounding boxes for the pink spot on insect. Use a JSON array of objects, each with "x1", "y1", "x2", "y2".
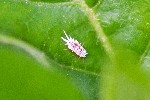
[{"x1": 61, "y1": 31, "x2": 88, "y2": 57}]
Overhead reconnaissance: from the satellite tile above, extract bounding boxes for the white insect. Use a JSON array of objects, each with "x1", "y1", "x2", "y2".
[{"x1": 61, "y1": 31, "x2": 88, "y2": 57}]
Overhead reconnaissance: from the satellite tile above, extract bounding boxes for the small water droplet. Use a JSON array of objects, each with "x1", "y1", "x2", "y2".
[
  {"x1": 146, "y1": 23, "x2": 150, "y2": 25},
  {"x1": 24, "y1": 0, "x2": 28, "y2": 4}
]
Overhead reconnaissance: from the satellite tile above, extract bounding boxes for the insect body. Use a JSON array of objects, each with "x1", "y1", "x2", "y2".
[{"x1": 61, "y1": 31, "x2": 88, "y2": 57}]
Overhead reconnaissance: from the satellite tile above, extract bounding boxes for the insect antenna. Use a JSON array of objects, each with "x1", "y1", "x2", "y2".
[
  {"x1": 63, "y1": 30, "x2": 70, "y2": 40},
  {"x1": 61, "y1": 37, "x2": 68, "y2": 42}
]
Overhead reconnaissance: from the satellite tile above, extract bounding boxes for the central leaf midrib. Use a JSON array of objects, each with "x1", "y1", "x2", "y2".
[
  {"x1": 140, "y1": 41, "x2": 150, "y2": 65},
  {"x1": 73, "y1": 0, "x2": 114, "y2": 60}
]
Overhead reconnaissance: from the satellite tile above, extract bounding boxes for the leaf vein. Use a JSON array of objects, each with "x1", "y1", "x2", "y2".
[
  {"x1": 73, "y1": 0, "x2": 114, "y2": 60},
  {"x1": 140, "y1": 40, "x2": 150, "y2": 65}
]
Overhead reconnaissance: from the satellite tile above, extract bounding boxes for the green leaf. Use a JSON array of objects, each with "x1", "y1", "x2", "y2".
[
  {"x1": 0, "y1": 0, "x2": 150, "y2": 100},
  {"x1": 0, "y1": 35, "x2": 84, "y2": 100}
]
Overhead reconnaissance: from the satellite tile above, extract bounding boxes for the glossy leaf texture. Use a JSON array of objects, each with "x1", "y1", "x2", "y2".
[{"x1": 0, "y1": 0, "x2": 150, "y2": 100}]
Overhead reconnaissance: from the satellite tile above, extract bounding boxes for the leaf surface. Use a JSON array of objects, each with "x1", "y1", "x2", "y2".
[{"x1": 0, "y1": 0, "x2": 150, "y2": 100}]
